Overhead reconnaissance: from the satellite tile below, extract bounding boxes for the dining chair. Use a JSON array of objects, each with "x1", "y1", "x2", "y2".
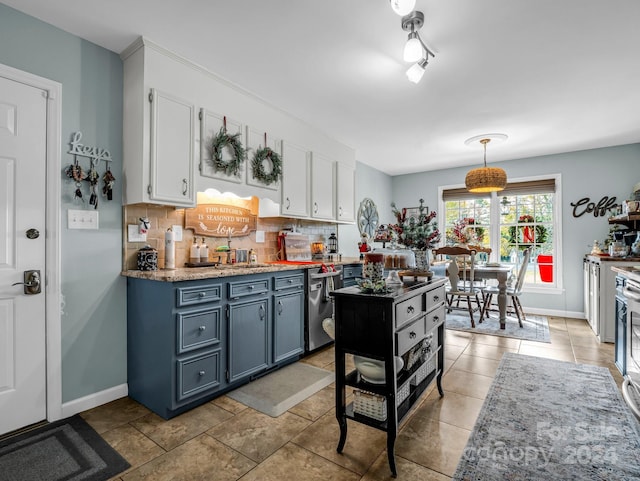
[
  {"x1": 433, "y1": 246, "x2": 481, "y2": 327},
  {"x1": 480, "y1": 247, "x2": 532, "y2": 327}
]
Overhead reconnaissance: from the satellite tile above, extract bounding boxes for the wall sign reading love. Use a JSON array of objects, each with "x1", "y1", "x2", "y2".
[
  {"x1": 570, "y1": 196, "x2": 620, "y2": 218},
  {"x1": 185, "y1": 203, "x2": 257, "y2": 237}
]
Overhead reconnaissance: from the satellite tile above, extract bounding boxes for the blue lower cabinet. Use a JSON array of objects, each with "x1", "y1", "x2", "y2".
[
  {"x1": 273, "y1": 291, "x2": 304, "y2": 363},
  {"x1": 228, "y1": 297, "x2": 270, "y2": 383},
  {"x1": 127, "y1": 270, "x2": 305, "y2": 419}
]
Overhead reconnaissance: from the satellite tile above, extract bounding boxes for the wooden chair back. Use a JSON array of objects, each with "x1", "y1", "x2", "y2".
[
  {"x1": 513, "y1": 247, "x2": 532, "y2": 294},
  {"x1": 432, "y1": 246, "x2": 477, "y2": 293}
]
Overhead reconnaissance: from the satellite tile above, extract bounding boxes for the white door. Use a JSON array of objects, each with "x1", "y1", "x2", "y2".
[{"x1": 0, "y1": 76, "x2": 47, "y2": 435}]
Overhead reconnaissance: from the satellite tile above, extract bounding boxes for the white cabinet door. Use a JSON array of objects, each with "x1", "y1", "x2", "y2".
[
  {"x1": 281, "y1": 141, "x2": 310, "y2": 217},
  {"x1": 149, "y1": 88, "x2": 195, "y2": 206},
  {"x1": 336, "y1": 162, "x2": 355, "y2": 223},
  {"x1": 310, "y1": 153, "x2": 335, "y2": 220}
]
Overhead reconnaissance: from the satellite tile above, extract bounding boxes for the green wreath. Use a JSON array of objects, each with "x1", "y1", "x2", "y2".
[
  {"x1": 251, "y1": 146, "x2": 282, "y2": 185},
  {"x1": 508, "y1": 215, "x2": 548, "y2": 248},
  {"x1": 208, "y1": 127, "x2": 246, "y2": 176}
]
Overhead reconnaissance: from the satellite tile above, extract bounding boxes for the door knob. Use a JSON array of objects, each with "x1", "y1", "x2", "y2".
[{"x1": 12, "y1": 270, "x2": 42, "y2": 295}]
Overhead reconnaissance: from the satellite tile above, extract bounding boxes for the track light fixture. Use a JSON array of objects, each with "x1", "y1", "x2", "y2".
[
  {"x1": 389, "y1": 0, "x2": 416, "y2": 16},
  {"x1": 400, "y1": 10, "x2": 435, "y2": 84}
]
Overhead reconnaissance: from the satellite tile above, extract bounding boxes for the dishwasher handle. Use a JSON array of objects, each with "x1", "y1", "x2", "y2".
[{"x1": 309, "y1": 270, "x2": 342, "y2": 281}]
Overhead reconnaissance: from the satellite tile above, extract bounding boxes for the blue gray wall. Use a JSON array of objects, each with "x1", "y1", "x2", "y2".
[
  {"x1": 0, "y1": 4, "x2": 126, "y2": 403},
  {"x1": 338, "y1": 161, "x2": 394, "y2": 258},
  {"x1": 392, "y1": 143, "x2": 640, "y2": 315}
]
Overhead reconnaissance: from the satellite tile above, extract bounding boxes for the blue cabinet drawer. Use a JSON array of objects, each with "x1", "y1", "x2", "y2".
[
  {"x1": 177, "y1": 307, "x2": 221, "y2": 354},
  {"x1": 343, "y1": 264, "x2": 362, "y2": 279},
  {"x1": 176, "y1": 350, "x2": 221, "y2": 401},
  {"x1": 273, "y1": 273, "x2": 304, "y2": 291},
  {"x1": 176, "y1": 283, "x2": 222, "y2": 307},
  {"x1": 228, "y1": 278, "x2": 269, "y2": 299}
]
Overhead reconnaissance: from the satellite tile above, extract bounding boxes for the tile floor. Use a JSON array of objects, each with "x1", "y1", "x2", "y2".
[{"x1": 80, "y1": 316, "x2": 620, "y2": 481}]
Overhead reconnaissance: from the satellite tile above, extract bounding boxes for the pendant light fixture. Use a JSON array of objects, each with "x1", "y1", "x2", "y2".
[{"x1": 464, "y1": 134, "x2": 508, "y2": 193}]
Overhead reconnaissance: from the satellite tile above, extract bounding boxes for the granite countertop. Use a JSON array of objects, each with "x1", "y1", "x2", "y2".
[
  {"x1": 122, "y1": 257, "x2": 363, "y2": 282},
  {"x1": 611, "y1": 265, "x2": 640, "y2": 282},
  {"x1": 585, "y1": 254, "x2": 640, "y2": 262}
]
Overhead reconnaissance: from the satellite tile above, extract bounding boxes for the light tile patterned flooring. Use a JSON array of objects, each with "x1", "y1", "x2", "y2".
[{"x1": 81, "y1": 316, "x2": 620, "y2": 481}]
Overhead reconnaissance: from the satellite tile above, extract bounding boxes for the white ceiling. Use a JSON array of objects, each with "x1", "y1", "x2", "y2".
[{"x1": 5, "y1": 0, "x2": 640, "y2": 175}]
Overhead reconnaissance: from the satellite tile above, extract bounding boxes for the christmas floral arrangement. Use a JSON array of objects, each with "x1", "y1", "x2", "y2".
[
  {"x1": 447, "y1": 217, "x2": 485, "y2": 245},
  {"x1": 390, "y1": 199, "x2": 441, "y2": 250},
  {"x1": 508, "y1": 214, "x2": 548, "y2": 248}
]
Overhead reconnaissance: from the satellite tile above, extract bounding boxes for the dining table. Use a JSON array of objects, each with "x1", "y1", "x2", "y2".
[
  {"x1": 469, "y1": 264, "x2": 514, "y2": 329},
  {"x1": 399, "y1": 263, "x2": 514, "y2": 329}
]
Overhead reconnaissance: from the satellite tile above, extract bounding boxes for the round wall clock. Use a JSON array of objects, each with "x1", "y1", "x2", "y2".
[{"x1": 358, "y1": 198, "x2": 379, "y2": 238}]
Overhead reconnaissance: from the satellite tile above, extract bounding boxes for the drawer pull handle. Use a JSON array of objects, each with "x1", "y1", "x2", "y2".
[
  {"x1": 249, "y1": 285, "x2": 254, "y2": 290},
  {"x1": 409, "y1": 331, "x2": 416, "y2": 339},
  {"x1": 199, "y1": 292, "x2": 206, "y2": 298},
  {"x1": 199, "y1": 370, "x2": 205, "y2": 376},
  {"x1": 407, "y1": 306, "x2": 414, "y2": 314},
  {"x1": 259, "y1": 304, "x2": 265, "y2": 320},
  {"x1": 278, "y1": 300, "x2": 283, "y2": 315},
  {"x1": 288, "y1": 279, "x2": 293, "y2": 283},
  {"x1": 199, "y1": 325, "x2": 206, "y2": 332}
]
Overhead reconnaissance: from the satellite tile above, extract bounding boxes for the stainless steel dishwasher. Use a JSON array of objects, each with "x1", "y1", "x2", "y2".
[{"x1": 305, "y1": 267, "x2": 343, "y2": 352}]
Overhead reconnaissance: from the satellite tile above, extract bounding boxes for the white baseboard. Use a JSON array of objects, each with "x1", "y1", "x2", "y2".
[
  {"x1": 60, "y1": 383, "x2": 128, "y2": 419},
  {"x1": 522, "y1": 306, "x2": 585, "y2": 320}
]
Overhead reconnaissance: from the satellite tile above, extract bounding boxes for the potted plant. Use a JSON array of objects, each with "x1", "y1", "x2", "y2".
[{"x1": 390, "y1": 199, "x2": 441, "y2": 272}]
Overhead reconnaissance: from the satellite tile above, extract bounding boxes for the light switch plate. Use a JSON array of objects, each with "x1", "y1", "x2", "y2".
[
  {"x1": 172, "y1": 225, "x2": 183, "y2": 241},
  {"x1": 255, "y1": 230, "x2": 265, "y2": 243},
  {"x1": 68, "y1": 209, "x2": 99, "y2": 230},
  {"x1": 128, "y1": 224, "x2": 147, "y2": 242}
]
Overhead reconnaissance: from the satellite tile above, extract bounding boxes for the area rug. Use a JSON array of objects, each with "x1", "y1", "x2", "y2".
[
  {"x1": 453, "y1": 353, "x2": 640, "y2": 480},
  {"x1": 445, "y1": 311, "x2": 551, "y2": 343},
  {"x1": 227, "y1": 362, "x2": 334, "y2": 417},
  {"x1": 0, "y1": 415, "x2": 129, "y2": 481}
]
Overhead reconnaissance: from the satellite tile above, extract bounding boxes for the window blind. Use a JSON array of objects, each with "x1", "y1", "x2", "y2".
[{"x1": 442, "y1": 178, "x2": 555, "y2": 200}]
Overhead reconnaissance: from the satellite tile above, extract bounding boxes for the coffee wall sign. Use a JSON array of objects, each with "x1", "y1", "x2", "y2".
[
  {"x1": 185, "y1": 203, "x2": 257, "y2": 237},
  {"x1": 570, "y1": 196, "x2": 620, "y2": 218}
]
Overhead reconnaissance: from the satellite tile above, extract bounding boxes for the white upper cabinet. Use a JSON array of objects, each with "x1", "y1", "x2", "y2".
[
  {"x1": 310, "y1": 153, "x2": 336, "y2": 220},
  {"x1": 336, "y1": 162, "x2": 355, "y2": 223},
  {"x1": 148, "y1": 89, "x2": 195, "y2": 206},
  {"x1": 121, "y1": 42, "x2": 196, "y2": 207},
  {"x1": 281, "y1": 141, "x2": 310, "y2": 218}
]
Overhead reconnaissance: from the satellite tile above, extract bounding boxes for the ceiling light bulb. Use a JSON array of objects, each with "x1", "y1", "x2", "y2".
[
  {"x1": 390, "y1": 0, "x2": 416, "y2": 16},
  {"x1": 403, "y1": 34, "x2": 422, "y2": 62},
  {"x1": 406, "y1": 60, "x2": 427, "y2": 83}
]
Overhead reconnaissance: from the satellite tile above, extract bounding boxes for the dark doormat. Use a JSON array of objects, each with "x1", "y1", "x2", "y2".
[{"x1": 0, "y1": 414, "x2": 129, "y2": 481}]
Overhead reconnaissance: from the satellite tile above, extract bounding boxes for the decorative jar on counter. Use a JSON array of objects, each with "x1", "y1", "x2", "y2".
[{"x1": 137, "y1": 245, "x2": 158, "y2": 271}]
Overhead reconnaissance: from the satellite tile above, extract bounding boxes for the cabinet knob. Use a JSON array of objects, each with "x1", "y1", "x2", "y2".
[
  {"x1": 432, "y1": 316, "x2": 439, "y2": 323},
  {"x1": 199, "y1": 370, "x2": 205, "y2": 376},
  {"x1": 288, "y1": 279, "x2": 293, "y2": 283},
  {"x1": 199, "y1": 292, "x2": 206, "y2": 298},
  {"x1": 433, "y1": 295, "x2": 439, "y2": 301},
  {"x1": 409, "y1": 331, "x2": 416, "y2": 339},
  {"x1": 199, "y1": 325, "x2": 206, "y2": 332},
  {"x1": 407, "y1": 305, "x2": 414, "y2": 314},
  {"x1": 249, "y1": 285, "x2": 254, "y2": 290}
]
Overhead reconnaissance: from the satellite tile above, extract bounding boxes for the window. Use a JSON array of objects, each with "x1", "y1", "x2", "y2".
[{"x1": 441, "y1": 176, "x2": 560, "y2": 290}]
